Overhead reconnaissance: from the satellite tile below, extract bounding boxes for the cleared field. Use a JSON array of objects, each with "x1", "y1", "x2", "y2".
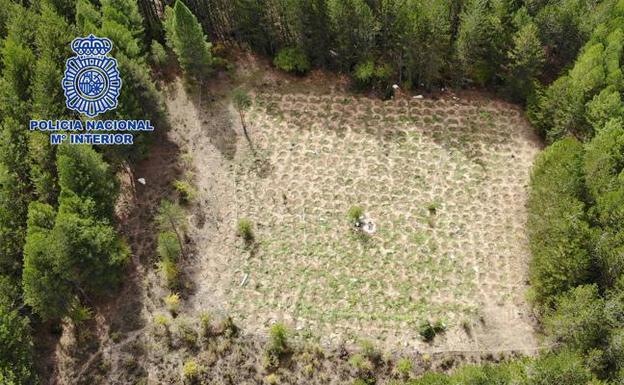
[{"x1": 178, "y1": 83, "x2": 541, "y2": 352}]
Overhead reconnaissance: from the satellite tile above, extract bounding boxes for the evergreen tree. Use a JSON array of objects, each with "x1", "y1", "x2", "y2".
[
  {"x1": 165, "y1": 0, "x2": 214, "y2": 82},
  {"x1": 327, "y1": 0, "x2": 376, "y2": 71},
  {"x1": 231, "y1": 0, "x2": 273, "y2": 55},
  {"x1": 57, "y1": 144, "x2": 118, "y2": 219},
  {"x1": 505, "y1": 18, "x2": 545, "y2": 101},
  {"x1": 0, "y1": 36, "x2": 35, "y2": 120},
  {"x1": 75, "y1": 0, "x2": 100, "y2": 34},
  {"x1": 23, "y1": 145, "x2": 129, "y2": 320},
  {"x1": 232, "y1": 88, "x2": 253, "y2": 148},
  {"x1": 456, "y1": 0, "x2": 509, "y2": 86},
  {"x1": 544, "y1": 284, "x2": 608, "y2": 352},
  {"x1": 527, "y1": 138, "x2": 593, "y2": 306},
  {"x1": 0, "y1": 302, "x2": 36, "y2": 385},
  {"x1": 22, "y1": 202, "x2": 71, "y2": 320},
  {"x1": 583, "y1": 122, "x2": 624, "y2": 286},
  {"x1": 0, "y1": 117, "x2": 31, "y2": 275},
  {"x1": 297, "y1": 0, "x2": 332, "y2": 67},
  {"x1": 399, "y1": 0, "x2": 452, "y2": 89}
]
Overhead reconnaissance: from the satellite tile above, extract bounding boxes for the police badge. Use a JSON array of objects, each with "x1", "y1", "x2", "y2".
[{"x1": 62, "y1": 35, "x2": 122, "y2": 118}]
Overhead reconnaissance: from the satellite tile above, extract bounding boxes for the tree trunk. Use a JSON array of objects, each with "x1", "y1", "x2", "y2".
[{"x1": 239, "y1": 110, "x2": 254, "y2": 150}]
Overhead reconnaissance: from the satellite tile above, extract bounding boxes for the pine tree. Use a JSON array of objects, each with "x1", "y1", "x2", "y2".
[
  {"x1": 327, "y1": 0, "x2": 376, "y2": 70},
  {"x1": 75, "y1": 0, "x2": 100, "y2": 34},
  {"x1": 0, "y1": 117, "x2": 31, "y2": 276},
  {"x1": 57, "y1": 145, "x2": 118, "y2": 220},
  {"x1": 297, "y1": 0, "x2": 331, "y2": 67},
  {"x1": 399, "y1": 0, "x2": 452, "y2": 89},
  {"x1": 455, "y1": 0, "x2": 508, "y2": 86},
  {"x1": 0, "y1": 301, "x2": 36, "y2": 385},
  {"x1": 165, "y1": 0, "x2": 213, "y2": 82},
  {"x1": 0, "y1": 37, "x2": 35, "y2": 120},
  {"x1": 505, "y1": 20, "x2": 545, "y2": 100}
]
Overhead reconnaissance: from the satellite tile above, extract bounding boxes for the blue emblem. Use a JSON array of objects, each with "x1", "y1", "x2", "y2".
[{"x1": 62, "y1": 35, "x2": 122, "y2": 118}]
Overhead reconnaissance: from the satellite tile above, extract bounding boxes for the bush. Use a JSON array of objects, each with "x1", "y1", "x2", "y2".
[
  {"x1": 268, "y1": 322, "x2": 289, "y2": 356},
  {"x1": 347, "y1": 206, "x2": 364, "y2": 225},
  {"x1": 273, "y1": 47, "x2": 311, "y2": 74},
  {"x1": 394, "y1": 358, "x2": 413, "y2": 378},
  {"x1": 173, "y1": 180, "x2": 197, "y2": 204},
  {"x1": 150, "y1": 40, "x2": 168, "y2": 66},
  {"x1": 237, "y1": 218, "x2": 254, "y2": 243},
  {"x1": 418, "y1": 320, "x2": 446, "y2": 342},
  {"x1": 182, "y1": 359, "x2": 202, "y2": 383},
  {"x1": 157, "y1": 231, "x2": 181, "y2": 262},
  {"x1": 544, "y1": 284, "x2": 607, "y2": 352},
  {"x1": 264, "y1": 323, "x2": 289, "y2": 369},
  {"x1": 158, "y1": 258, "x2": 180, "y2": 290},
  {"x1": 526, "y1": 350, "x2": 592, "y2": 385},
  {"x1": 198, "y1": 311, "x2": 212, "y2": 339},
  {"x1": 164, "y1": 293, "x2": 181, "y2": 315},
  {"x1": 359, "y1": 339, "x2": 380, "y2": 362},
  {"x1": 349, "y1": 353, "x2": 373, "y2": 372},
  {"x1": 353, "y1": 59, "x2": 393, "y2": 90}
]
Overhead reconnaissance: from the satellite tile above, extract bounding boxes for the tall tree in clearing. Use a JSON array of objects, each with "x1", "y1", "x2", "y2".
[
  {"x1": 232, "y1": 88, "x2": 253, "y2": 149},
  {"x1": 165, "y1": 0, "x2": 213, "y2": 84}
]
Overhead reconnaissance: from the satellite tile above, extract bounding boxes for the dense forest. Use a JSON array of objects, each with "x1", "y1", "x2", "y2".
[{"x1": 0, "y1": 0, "x2": 623, "y2": 384}]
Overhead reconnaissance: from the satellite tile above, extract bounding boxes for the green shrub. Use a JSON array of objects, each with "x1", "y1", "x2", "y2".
[
  {"x1": 173, "y1": 180, "x2": 197, "y2": 203},
  {"x1": 264, "y1": 323, "x2": 289, "y2": 369},
  {"x1": 158, "y1": 258, "x2": 180, "y2": 290},
  {"x1": 544, "y1": 284, "x2": 607, "y2": 352},
  {"x1": 164, "y1": 293, "x2": 180, "y2": 314},
  {"x1": 347, "y1": 206, "x2": 365, "y2": 225},
  {"x1": 273, "y1": 47, "x2": 311, "y2": 74},
  {"x1": 150, "y1": 40, "x2": 168, "y2": 66},
  {"x1": 182, "y1": 359, "x2": 202, "y2": 383},
  {"x1": 394, "y1": 358, "x2": 413, "y2": 378},
  {"x1": 154, "y1": 313, "x2": 170, "y2": 327},
  {"x1": 354, "y1": 60, "x2": 375, "y2": 84},
  {"x1": 237, "y1": 218, "x2": 255, "y2": 243},
  {"x1": 349, "y1": 353, "x2": 373, "y2": 372},
  {"x1": 199, "y1": 311, "x2": 213, "y2": 339},
  {"x1": 359, "y1": 339, "x2": 380, "y2": 362},
  {"x1": 157, "y1": 231, "x2": 181, "y2": 262},
  {"x1": 418, "y1": 320, "x2": 446, "y2": 342},
  {"x1": 268, "y1": 322, "x2": 289, "y2": 355},
  {"x1": 526, "y1": 350, "x2": 592, "y2": 385}
]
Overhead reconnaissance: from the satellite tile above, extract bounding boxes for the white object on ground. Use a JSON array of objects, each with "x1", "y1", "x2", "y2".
[
  {"x1": 137, "y1": 178, "x2": 146, "y2": 185},
  {"x1": 414, "y1": 95, "x2": 424, "y2": 99},
  {"x1": 392, "y1": 84, "x2": 399, "y2": 90},
  {"x1": 240, "y1": 273, "x2": 249, "y2": 287}
]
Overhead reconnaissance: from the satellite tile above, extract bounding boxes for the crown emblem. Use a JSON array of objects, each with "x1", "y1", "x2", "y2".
[
  {"x1": 71, "y1": 34, "x2": 113, "y2": 56},
  {"x1": 63, "y1": 35, "x2": 122, "y2": 118}
]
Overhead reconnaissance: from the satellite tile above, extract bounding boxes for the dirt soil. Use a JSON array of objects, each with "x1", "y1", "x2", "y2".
[{"x1": 165, "y1": 57, "x2": 542, "y2": 354}]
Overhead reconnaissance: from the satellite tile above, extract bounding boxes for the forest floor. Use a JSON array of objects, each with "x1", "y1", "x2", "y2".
[{"x1": 43, "y1": 54, "x2": 544, "y2": 385}]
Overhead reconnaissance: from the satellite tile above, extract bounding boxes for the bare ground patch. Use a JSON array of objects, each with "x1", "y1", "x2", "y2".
[{"x1": 166, "y1": 71, "x2": 542, "y2": 354}]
